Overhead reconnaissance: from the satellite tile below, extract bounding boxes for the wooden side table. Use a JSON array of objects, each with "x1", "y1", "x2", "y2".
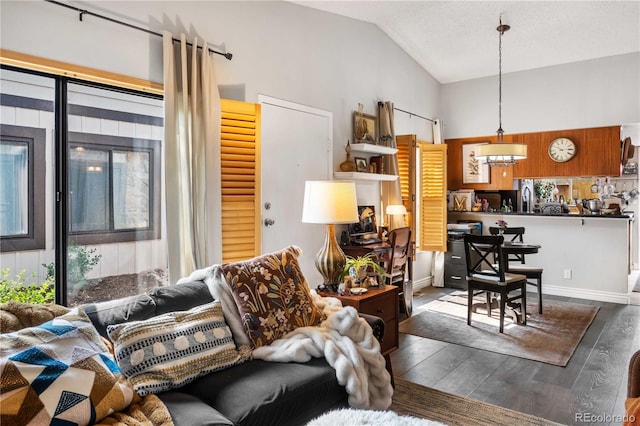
[{"x1": 318, "y1": 285, "x2": 399, "y2": 383}]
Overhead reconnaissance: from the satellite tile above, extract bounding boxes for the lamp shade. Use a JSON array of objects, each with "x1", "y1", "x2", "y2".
[
  {"x1": 302, "y1": 181, "x2": 358, "y2": 224},
  {"x1": 476, "y1": 143, "x2": 527, "y2": 166},
  {"x1": 385, "y1": 204, "x2": 407, "y2": 215}
]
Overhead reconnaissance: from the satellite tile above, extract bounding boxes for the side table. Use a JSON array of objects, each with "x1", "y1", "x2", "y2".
[{"x1": 318, "y1": 285, "x2": 398, "y2": 383}]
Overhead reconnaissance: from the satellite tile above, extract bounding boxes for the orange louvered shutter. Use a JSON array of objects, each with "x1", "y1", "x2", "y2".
[
  {"x1": 220, "y1": 99, "x2": 261, "y2": 262},
  {"x1": 396, "y1": 135, "x2": 416, "y2": 239},
  {"x1": 419, "y1": 142, "x2": 447, "y2": 252}
]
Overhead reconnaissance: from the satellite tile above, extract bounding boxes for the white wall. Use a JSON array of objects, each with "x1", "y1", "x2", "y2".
[
  {"x1": 0, "y1": 1, "x2": 440, "y2": 284},
  {"x1": 441, "y1": 53, "x2": 640, "y2": 139}
]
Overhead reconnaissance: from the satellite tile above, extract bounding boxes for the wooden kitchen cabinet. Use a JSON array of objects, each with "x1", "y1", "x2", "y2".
[{"x1": 446, "y1": 126, "x2": 621, "y2": 186}]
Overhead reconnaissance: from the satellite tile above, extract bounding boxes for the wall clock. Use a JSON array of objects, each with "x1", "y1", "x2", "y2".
[{"x1": 548, "y1": 137, "x2": 576, "y2": 163}]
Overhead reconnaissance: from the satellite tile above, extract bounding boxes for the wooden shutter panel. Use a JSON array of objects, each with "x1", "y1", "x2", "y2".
[
  {"x1": 396, "y1": 135, "x2": 416, "y2": 239},
  {"x1": 220, "y1": 99, "x2": 261, "y2": 262},
  {"x1": 419, "y1": 143, "x2": 447, "y2": 252}
]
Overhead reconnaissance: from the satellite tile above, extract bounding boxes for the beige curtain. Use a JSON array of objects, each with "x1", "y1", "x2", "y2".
[
  {"x1": 431, "y1": 119, "x2": 445, "y2": 287},
  {"x1": 378, "y1": 101, "x2": 404, "y2": 229},
  {"x1": 163, "y1": 32, "x2": 222, "y2": 284}
]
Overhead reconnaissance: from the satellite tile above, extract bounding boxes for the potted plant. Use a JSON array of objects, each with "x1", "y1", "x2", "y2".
[{"x1": 340, "y1": 253, "x2": 385, "y2": 283}]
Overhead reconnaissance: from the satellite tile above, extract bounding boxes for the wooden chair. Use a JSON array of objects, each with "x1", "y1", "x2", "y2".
[
  {"x1": 489, "y1": 226, "x2": 544, "y2": 314},
  {"x1": 463, "y1": 234, "x2": 527, "y2": 333},
  {"x1": 382, "y1": 227, "x2": 412, "y2": 317}
]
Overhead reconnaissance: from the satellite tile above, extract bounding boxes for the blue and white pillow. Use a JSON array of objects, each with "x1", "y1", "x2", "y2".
[{"x1": 107, "y1": 301, "x2": 248, "y2": 396}]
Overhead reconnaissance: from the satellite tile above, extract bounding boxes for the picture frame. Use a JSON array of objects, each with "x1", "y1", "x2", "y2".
[
  {"x1": 462, "y1": 143, "x2": 490, "y2": 184},
  {"x1": 353, "y1": 112, "x2": 377, "y2": 143},
  {"x1": 354, "y1": 157, "x2": 368, "y2": 172}
]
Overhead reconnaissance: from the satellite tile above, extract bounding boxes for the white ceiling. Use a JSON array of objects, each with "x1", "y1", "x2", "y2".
[{"x1": 291, "y1": 1, "x2": 640, "y2": 83}]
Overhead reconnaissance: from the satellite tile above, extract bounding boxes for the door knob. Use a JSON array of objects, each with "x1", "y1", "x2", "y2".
[{"x1": 264, "y1": 218, "x2": 275, "y2": 227}]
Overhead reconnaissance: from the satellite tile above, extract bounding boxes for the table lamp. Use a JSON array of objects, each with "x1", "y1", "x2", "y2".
[
  {"x1": 386, "y1": 204, "x2": 407, "y2": 230},
  {"x1": 302, "y1": 181, "x2": 358, "y2": 290}
]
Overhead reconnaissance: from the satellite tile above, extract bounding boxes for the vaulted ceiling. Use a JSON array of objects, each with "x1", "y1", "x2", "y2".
[{"x1": 291, "y1": 1, "x2": 640, "y2": 84}]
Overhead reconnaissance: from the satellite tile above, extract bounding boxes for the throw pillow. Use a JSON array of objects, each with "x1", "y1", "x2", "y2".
[
  {"x1": 107, "y1": 301, "x2": 247, "y2": 396},
  {"x1": 0, "y1": 308, "x2": 134, "y2": 426},
  {"x1": 219, "y1": 245, "x2": 325, "y2": 348}
]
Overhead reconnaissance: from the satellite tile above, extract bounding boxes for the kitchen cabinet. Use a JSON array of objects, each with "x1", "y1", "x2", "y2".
[{"x1": 446, "y1": 126, "x2": 621, "y2": 187}]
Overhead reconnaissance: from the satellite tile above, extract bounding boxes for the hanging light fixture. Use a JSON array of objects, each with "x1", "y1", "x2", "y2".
[{"x1": 476, "y1": 16, "x2": 527, "y2": 167}]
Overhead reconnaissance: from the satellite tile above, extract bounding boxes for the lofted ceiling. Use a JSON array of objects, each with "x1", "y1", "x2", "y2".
[{"x1": 290, "y1": 1, "x2": 640, "y2": 84}]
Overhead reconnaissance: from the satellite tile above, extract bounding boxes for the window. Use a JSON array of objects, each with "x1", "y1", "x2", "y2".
[
  {"x1": 68, "y1": 132, "x2": 161, "y2": 245},
  {"x1": 0, "y1": 124, "x2": 45, "y2": 252}
]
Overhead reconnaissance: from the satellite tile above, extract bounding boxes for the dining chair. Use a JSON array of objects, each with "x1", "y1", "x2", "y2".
[
  {"x1": 463, "y1": 234, "x2": 527, "y2": 333},
  {"x1": 382, "y1": 226, "x2": 412, "y2": 317},
  {"x1": 489, "y1": 226, "x2": 544, "y2": 314}
]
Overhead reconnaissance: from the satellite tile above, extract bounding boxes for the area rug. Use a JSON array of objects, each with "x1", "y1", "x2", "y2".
[
  {"x1": 398, "y1": 292, "x2": 599, "y2": 366},
  {"x1": 390, "y1": 378, "x2": 562, "y2": 426}
]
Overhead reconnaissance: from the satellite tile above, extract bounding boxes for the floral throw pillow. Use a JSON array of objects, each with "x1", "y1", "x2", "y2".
[{"x1": 219, "y1": 245, "x2": 325, "y2": 348}]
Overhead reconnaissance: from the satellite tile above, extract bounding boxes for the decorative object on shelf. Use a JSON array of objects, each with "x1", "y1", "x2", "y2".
[
  {"x1": 302, "y1": 181, "x2": 359, "y2": 292},
  {"x1": 462, "y1": 143, "x2": 490, "y2": 184},
  {"x1": 534, "y1": 181, "x2": 555, "y2": 202},
  {"x1": 548, "y1": 137, "x2": 576, "y2": 162},
  {"x1": 354, "y1": 157, "x2": 368, "y2": 172},
  {"x1": 369, "y1": 156, "x2": 384, "y2": 174},
  {"x1": 339, "y1": 140, "x2": 357, "y2": 172},
  {"x1": 353, "y1": 103, "x2": 377, "y2": 143},
  {"x1": 476, "y1": 16, "x2": 527, "y2": 167}
]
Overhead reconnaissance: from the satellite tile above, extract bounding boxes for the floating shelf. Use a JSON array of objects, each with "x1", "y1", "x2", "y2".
[
  {"x1": 334, "y1": 171, "x2": 398, "y2": 181},
  {"x1": 350, "y1": 143, "x2": 397, "y2": 155}
]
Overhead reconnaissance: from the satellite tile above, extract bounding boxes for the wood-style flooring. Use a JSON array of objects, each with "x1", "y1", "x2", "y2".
[{"x1": 391, "y1": 286, "x2": 640, "y2": 426}]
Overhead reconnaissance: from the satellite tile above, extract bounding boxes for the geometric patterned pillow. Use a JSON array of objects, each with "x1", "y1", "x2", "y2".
[
  {"x1": 218, "y1": 245, "x2": 326, "y2": 349},
  {"x1": 0, "y1": 308, "x2": 134, "y2": 426},
  {"x1": 107, "y1": 301, "x2": 248, "y2": 397}
]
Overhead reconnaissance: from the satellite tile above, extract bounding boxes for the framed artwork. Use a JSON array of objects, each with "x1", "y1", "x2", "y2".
[
  {"x1": 354, "y1": 157, "x2": 368, "y2": 172},
  {"x1": 462, "y1": 143, "x2": 490, "y2": 184},
  {"x1": 353, "y1": 112, "x2": 377, "y2": 143}
]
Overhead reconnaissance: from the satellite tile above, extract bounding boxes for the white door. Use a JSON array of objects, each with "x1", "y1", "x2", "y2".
[{"x1": 258, "y1": 95, "x2": 332, "y2": 286}]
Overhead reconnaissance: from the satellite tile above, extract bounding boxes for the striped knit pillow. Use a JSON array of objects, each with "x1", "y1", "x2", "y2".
[{"x1": 107, "y1": 301, "x2": 248, "y2": 396}]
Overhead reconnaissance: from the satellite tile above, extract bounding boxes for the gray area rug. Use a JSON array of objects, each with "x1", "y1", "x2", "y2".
[{"x1": 399, "y1": 292, "x2": 599, "y2": 366}]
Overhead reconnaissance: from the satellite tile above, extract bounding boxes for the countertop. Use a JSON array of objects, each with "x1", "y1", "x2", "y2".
[{"x1": 449, "y1": 210, "x2": 633, "y2": 219}]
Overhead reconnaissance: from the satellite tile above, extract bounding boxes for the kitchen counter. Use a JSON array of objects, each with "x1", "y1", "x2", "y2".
[{"x1": 448, "y1": 211, "x2": 632, "y2": 304}]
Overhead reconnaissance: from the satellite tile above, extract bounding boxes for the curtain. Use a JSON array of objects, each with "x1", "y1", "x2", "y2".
[
  {"x1": 163, "y1": 32, "x2": 222, "y2": 284},
  {"x1": 431, "y1": 119, "x2": 445, "y2": 287},
  {"x1": 378, "y1": 101, "x2": 404, "y2": 229}
]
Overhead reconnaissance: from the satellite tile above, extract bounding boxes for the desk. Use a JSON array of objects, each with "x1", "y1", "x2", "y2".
[{"x1": 342, "y1": 242, "x2": 414, "y2": 317}]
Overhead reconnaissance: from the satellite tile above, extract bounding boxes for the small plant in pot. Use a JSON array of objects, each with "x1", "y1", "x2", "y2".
[{"x1": 340, "y1": 253, "x2": 385, "y2": 284}]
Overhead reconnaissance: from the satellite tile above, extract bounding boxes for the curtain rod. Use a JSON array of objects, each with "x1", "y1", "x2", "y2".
[
  {"x1": 379, "y1": 102, "x2": 435, "y2": 123},
  {"x1": 44, "y1": 0, "x2": 233, "y2": 60}
]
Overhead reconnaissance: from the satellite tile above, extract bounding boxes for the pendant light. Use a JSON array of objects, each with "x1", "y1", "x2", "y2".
[{"x1": 476, "y1": 16, "x2": 527, "y2": 167}]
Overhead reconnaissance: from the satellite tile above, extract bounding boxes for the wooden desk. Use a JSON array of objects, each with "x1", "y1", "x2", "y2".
[{"x1": 341, "y1": 242, "x2": 414, "y2": 316}]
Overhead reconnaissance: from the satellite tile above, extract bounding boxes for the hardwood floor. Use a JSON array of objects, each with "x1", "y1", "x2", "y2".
[{"x1": 391, "y1": 286, "x2": 640, "y2": 425}]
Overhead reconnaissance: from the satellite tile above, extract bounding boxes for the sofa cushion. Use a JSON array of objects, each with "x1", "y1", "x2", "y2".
[
  {"x1": 0, "y1": 308, "x2": 134, "y2": 426},
  {"x1": 149, "y1": 280, "x2": 213, "y2": 315},
  {"x1": 157, "y1": 392, "x2": 234, "y2": 426},
  {"x1": 219, "y1": 245, "x2": 325, "y2": 348},
  {"x1": 183, "y1": 357, "x2": 348, "y2": 426},
  {"x1": 84, "y1": 293, "x2": 157, "y2": 339},
  {"x1": 107, "y1": 301, "x2": 248, "y2": 396}
]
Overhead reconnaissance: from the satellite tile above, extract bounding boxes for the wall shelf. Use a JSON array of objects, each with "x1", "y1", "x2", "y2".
[
  {"x1": 350, "y1": 143, "x2": 397, "y2": 155},
  {"x1": 334, "y1": 171, "x2": 398, "y2": 181}
]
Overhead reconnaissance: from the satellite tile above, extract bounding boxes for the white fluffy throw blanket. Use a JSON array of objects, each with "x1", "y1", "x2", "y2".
[
  {"x1": 253, "y1": 293, "x2": 393, "y2": 410},
  {"x1": 178, "y1": 266, "x2": 393, "y2": 411}
]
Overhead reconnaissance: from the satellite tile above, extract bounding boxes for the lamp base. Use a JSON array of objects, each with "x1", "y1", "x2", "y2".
[{"x1": 315, "y1": 224, "x2": 347, "y2": 288}]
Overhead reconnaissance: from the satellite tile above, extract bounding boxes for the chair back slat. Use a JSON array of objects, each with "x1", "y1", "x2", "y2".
[
  {"x1": 463, "y1": 234, "x2": 507, "y2": 281},
  {"x1": 489, "y1": 226, "x2": 526, "y2": 263},
  {"x1": 386, "y1": 227, "x2": 411, "y2": 278}
]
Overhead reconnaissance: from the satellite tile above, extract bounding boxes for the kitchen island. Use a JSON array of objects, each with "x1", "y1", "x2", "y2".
[{"x1": 448, "y1": 211, "x2": 633, "y2": 304}]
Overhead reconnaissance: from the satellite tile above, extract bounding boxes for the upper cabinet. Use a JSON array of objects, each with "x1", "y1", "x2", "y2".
[{"x1": 446, "y1": 126, "x2": 621, "y2": 189}]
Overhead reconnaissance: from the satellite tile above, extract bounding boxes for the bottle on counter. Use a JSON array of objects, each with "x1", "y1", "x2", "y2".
[{"x1": 507, "y1": 198, "x2": 513, "y2": 213}]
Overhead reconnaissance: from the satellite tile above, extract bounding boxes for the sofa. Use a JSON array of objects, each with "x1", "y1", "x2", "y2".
[
  {"x1": 627, "y1": 349, "x2": 640, "y2": 425},
  {"x1": 1, "y1": 247, "x2": 389, "y2": 426}
]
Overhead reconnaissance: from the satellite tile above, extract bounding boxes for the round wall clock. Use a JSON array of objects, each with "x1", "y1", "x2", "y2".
[{"x1": 548, "y1": 137, "x2": 576, "y2": 163}]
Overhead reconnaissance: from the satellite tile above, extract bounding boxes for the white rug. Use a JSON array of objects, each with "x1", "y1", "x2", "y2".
[{"x1": 307, "y1": 408, "x2": 446, "y2": 425}]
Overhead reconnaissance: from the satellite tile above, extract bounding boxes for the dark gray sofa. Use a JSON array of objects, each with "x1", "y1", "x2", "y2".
[{"x1": 83, "y1": 280, "x2": 384, "y2": 426}]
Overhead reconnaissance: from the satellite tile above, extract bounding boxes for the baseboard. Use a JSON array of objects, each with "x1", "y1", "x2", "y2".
[
  {"x1": 412, "y1": 276, "x2": 432, "y2": 292},
  {"x1": 543, "y1": 284, "x2": 630, "y2": 305}
]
